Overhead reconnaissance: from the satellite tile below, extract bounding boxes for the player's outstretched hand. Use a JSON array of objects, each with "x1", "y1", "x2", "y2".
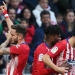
[{"x1": 0, "y1": 1, "x2": 7, "y2": 13}]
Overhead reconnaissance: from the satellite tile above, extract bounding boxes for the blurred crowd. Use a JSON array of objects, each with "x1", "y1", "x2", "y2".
[{"x1": 0, "y1": 0, "x2": 75, "y2": 74}]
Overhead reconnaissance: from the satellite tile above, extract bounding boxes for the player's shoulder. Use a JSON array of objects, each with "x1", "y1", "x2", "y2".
[
  {"x1": 35, "y1": 43, "x2": 46, "y2": 51},
  {"x1": 20, "y1": 44, "x2": 30, "y2": 51},
  {"x1": 37, "y1": 43, "x2": 46, "y2": 49},
  {"x1": 55, "y1": 39, "x2": 67, "y2": 47},
  {"x1": 56, "y1": 39, "x2": 67, "y2": 44}
]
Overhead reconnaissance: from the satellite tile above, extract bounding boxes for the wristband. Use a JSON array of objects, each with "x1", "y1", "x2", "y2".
[{"x1": 3, "y1": 10, "x2": 9, "y2": 18}]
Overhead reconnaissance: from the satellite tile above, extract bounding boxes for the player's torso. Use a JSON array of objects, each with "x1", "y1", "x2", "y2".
[
  {"x1": 32, "y1": 43, "x2": 50, "y2": 75},
  {"x1": 7, "y1": 44, "x2": 29, "y2": 75},
  {"x1": 55, "y1": 40, "x2": 75, "y2": 75},
  {"x1": 7, "y1": 54, "x2": 26, "y2": 75}
]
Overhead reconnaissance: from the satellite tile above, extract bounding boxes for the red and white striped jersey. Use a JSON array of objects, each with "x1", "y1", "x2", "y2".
[
  {"x1": 47, "y1": 39, "x2": 75, "y2": 75},
  {"x1": 6, "y1": 44, "x2": 30, "y2": 75}
]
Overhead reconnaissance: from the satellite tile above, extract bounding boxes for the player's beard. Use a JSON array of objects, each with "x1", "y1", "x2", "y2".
[
  {"x1": 10, "y1": 37, "x2": 18, "y2": 45},
  {"x1": 52, "y1": 41, "x2": 58, "y2": 46},
  {"x1": 73, "y1": 43, "x2": 75, "y2": 48}
]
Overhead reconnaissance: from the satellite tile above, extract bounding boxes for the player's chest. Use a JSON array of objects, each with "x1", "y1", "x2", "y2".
[{"x1": 57, "y1": 48, "x2": 75, "y2": 62}]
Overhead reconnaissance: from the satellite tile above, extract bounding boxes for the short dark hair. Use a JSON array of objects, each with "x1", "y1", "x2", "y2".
[
  {"x1": 65, "y1": 9, "x2": 75, "y2": 16},
  {"x1": 11, "y1": 25, "x2": 27, "y2": 37},
  {"x1": 44, "y1": 25, "x2": 62, "y2": 36},
  {"x1": 40, "y1": 10, "x2": 50, "y2": 18},
  {"x1": 56, "y1": 13, "x2": 63, "y2": 18},
  {"x1": 21, "y1": 18, "x2": 29, "y2": 24},
  {"x1": 19, "y1": 7, "x2": 36, "y2": 25}
]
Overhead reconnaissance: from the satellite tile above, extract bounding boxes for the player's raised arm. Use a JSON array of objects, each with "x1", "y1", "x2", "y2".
[{"x1": 0, "y1": 2, "x2": 13, "y2": 31}]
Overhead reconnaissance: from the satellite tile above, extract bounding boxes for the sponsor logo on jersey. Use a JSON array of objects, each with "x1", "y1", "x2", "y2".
[
  {"x1": 51, "y1": 46, "x2": 58, "y2": 54},
  {"x1": 38, "y1": 54, "x2": 44, "y2": 61}
]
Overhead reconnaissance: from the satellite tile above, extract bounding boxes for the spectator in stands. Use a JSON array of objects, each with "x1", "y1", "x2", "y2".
[
  {"x1": 5, "y1": 0, "x2": 9, "y2": 4},
  {"x1": 33, "y1": 0, "x2": 57, "y2": 27},
  {"x1": 28, "y1": 10, "x2": 51, "y2": 66},
  {"x1": 8, "y1": 0, "x2": 26, "y2": 14},
  {"x1": 0, "y1": 10, "x2": 4, "y2": 22},
  {"x1": 21, "y1": 18, "x2": 35, "y2": 45},
  {"x1": 21, "y1": 18, "x2": 28, "y2": 28},
  {"x1": 56, "y1": 13, "x2": 63, "y2": 25},
  {"x1": 19, "y1": 7, "x2": 37, "y2": 28},
  {"x1": 7, "y1": 7, "x2": 19, "y2": 24},
  {"x1": 48, "y1": 0, "x2": 59, "y2": 15},
  {"x1": 60, "y1": 9, "x2": 75, "y2": 40},
  {"x1": 23, "y1": 0, "x2": 38, "y2": 10}
]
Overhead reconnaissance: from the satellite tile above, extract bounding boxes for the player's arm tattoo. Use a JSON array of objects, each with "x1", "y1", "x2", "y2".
[
  {"x1": 0, "y1": 39, "x2": 9, "y2": 48},
  {"x1": 0, "y1": 45, "x2": 3, "y2": 49},
  {"x1": 0, "y1": 39, "x2": 10, "y2": 55},
  {"x1": 0, "y1": 48, "x2": 10, "y2": 55}
]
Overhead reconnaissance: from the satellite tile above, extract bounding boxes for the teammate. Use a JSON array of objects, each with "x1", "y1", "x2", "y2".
[
  {"x1": 42, "y1": 26, "x2": 75, "y2": 75},
  {"x1": 0, "y1": 2, "x2": 30, "y2": 75},
  {"x1": 32, "y1": 25, "x2": 70, "y2": 75}
]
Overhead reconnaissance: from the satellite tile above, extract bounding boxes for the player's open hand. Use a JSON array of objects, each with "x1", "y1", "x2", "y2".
[
  {"x1": 58, "y1": 67, "x2": 69, "y2": 74},
  {"x1": 59, "y1": 60, "x2": 68, "y2": 67},
  {"x1": 0, "y1": 1, "x2": 7, "y2": 13},
  {"x1": 59, "y1": 60, "x2": 72, "y2": 71}
]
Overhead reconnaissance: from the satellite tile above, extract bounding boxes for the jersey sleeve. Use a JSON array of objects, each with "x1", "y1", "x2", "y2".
[
  {"x1": 10, "y1": 44, "x2": 29, "y2": 55},
  {"x1": 34, "y1": 47, "x2": 57, "y2": 75},
  {"x1": 47, "y1": 42, "x2": 66, "y2": 58}
]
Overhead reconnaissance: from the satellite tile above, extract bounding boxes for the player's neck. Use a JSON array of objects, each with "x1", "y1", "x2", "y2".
[
  {"x1": 68, "y1": 37, "x2": 75, "y2": 48},
  {"x1": 45, "y1": 40, "x2": 52, "y2": 48},
  {"x1": 17, "y1": 39, "x2": 25, "y2": 45}
]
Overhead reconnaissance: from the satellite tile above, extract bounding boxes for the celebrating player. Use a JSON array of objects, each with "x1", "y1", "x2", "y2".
[
  {"x1": 32, "y1": 25, "x2": 70, "y2": 75},
  {"x1": 42, "y1": 26, "x2": 75, "y2": 75},
  {"x1": 0, "y1": 2, "x2": 30, "y2": 75}
]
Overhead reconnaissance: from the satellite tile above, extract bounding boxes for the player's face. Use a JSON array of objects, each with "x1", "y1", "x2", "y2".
[
  {"x1": 10, "y1": 29, "x2": 18, "y2": 44},
  {"x1": 51, "y1": 34, "x2": 61, "y2": 45}
]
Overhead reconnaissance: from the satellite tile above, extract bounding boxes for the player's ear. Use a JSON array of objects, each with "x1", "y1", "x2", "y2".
[{"x1": 18, "y1": 33, "x2": 23, "y2": 40}]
